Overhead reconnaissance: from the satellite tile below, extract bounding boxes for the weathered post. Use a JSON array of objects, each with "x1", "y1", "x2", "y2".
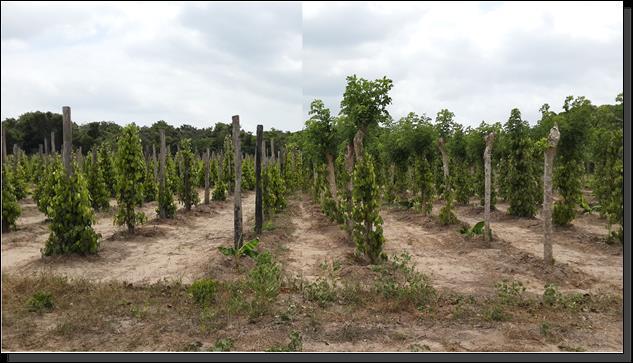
[
  {"x1": 204, "y1": 148, "x2": 210, "y2": 204},
  {"x1": 38, "y1": 144, "x2": 43, "y2": 164},
  {"x1": 158, "y1": 130, "x2": 167, "y2": 218},
  {"x1": 62, "y1": 106, "x2": 73, "y2": 176},
  {"x1": 484, "y1": 132, "x2": 495, "y2": 244},
  {"x1": 271, "y1": 138, "x2": 275, "y2": 163},
  {"x1": 255, "y1": 125, "x2": 263, "y2": 235},
  {"x1": 44, "y1": 137, "x2": 49, "y2": 156},
  {"x1": 543, "y1": 124, "x2": 560, "y2": 265},
  {"x1": 233, "y1": 115, "x2": 243, "y2": 249},
  {"x1": 51, "y1": 131, "x2": 56, "y2": 155}
]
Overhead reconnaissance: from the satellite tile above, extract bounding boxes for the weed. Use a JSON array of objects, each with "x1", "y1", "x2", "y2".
[
  {"x1": 182, "y1": 341, "x2": 202, "y2": 352},
  {"x1": 189, "y1": 279, "x2": 217, "y2": 306},
  {"x1": 373, "y1": 252, "x2": 436, "y2": 310},
  {"x1": 495, "y1": 280, "x2": 526, "y2": 305},
  {"x1": 211, "y1": 338, "x2": 234, "y2": 352},
  {"x1": 459, "y1": 221, "x2": 486, "y2": 238},
  {"x1": 558, "y1": 344, "x2": 586, "y2": 352},
  {"x1": 265, "y1": 331, "x2": 302, "y2": 352},
  {"x1": 484, "y1": 304, "x2": 509, "y2": 321},
  {"x1": 247, "y1": 251, "x2": 281, "y2": 317},
  {"x1": 26, "y1": 291, "x2": 54, "y2": 312},
  {"x1": 303, "y1": 278, "x2": 337, "y2": 307},
  {"x1": 540, "y1": 321, "x2": 551, "y2": 337}
]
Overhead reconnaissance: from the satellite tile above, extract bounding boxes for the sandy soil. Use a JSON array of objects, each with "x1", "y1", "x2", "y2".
[
  {"x1": 1, "y1": 190, "x2": 255, "y2": 284},
  {"x1": 1, "y1": 192, "x2": 623, "y2": 352}
]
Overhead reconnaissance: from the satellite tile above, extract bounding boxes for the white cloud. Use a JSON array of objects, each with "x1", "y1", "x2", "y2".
[{"x1": 1, "y1": 1, "x2": 623, "y2": 132}]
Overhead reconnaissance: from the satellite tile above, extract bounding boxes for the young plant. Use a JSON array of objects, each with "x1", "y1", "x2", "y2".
[
  {"x1": 218, "y1": 238, "x2": 260, "y2": 267},
  {"x1": 459, "y1": 221, "x2": 485, "y2": 238},
  {"x1": 176, "y1": 139, "x2": 200, "y2": 211}
]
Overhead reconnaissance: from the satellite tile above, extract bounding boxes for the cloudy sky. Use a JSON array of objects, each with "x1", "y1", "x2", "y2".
[{"x1": 1, "y1": 1, "x2": 624, "y2": 132}]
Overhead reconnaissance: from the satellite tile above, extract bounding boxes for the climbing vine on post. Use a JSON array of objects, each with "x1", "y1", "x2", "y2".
[
  {"x1": 176, "y1": 138, "x2": 200, "y2": 211},
  {"x1": 114, "y1": 124, "x2": 146, "y2": 233},
  {"x1": 352, "y1": 152, "x2": 385, "y2": 264}
]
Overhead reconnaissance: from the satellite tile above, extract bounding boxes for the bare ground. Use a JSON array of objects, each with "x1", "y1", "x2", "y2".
[
  {"x1": 1, "y1": 192, "x2": 623, "y2": 352},
  {"x1": 2, "y1": 190, "x2": 256, "y2": 284}
]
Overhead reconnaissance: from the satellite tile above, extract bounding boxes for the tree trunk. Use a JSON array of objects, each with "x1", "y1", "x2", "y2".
[
  {"x1": 484, "y1": 132, "x2": 495, "y2": 244},
  {"x1": 159, "y1": 129, "x2": 167, "y2": 218},
  {"x1": 543, "y1": 125, "x2": 560, "y2": 265},
  {"x1": 62, "y1": 106, "x2": 73, "y2": 177},
  {"x1": 255, "y1": 125, "x2": 263, "y2": 235},
  {"x1": 233, "y1": 116, "x2": 243, "y2": 249},
  {"x1": 204, "y1": 148, "x2": 210, "y2": 204}
]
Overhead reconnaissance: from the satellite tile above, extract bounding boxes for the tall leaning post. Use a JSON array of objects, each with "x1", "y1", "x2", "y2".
[
  {"x1": 255, "y1": 125, "x2": 263, "y2": 235},
  {"x1": 232, "y1": 115, "x2": 243, "y2": 249},
  {"x1": 543, "y1": 124, "x2": 560, "y2": 265},
  {"x1": 204, "y1": 148, "x2": 210, "y2": 205},
  {"x1": 158, "y1": 129, "x2": 167, "y2": 218},
  {"x1": 62, "y1": 106, "x2": 73, "y2": 177},
  {"x1": 483, "y1": 132, "x2": 495, "y2": 244}
]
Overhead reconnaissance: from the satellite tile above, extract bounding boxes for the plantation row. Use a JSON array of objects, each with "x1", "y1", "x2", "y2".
[
  {"x1": 1, "y1": 112, "x2": 299, "y2": 256},
  {"x1": 1, "y1": 75, "x2": 624, "y2": 266}
]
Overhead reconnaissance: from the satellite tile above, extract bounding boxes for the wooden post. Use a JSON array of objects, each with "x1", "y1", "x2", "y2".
[
  {"x1": 484, "y1": 132, "x2": 495, "y2": 243},
  {"x1": 543, "y1": 124, "x2": 560, "y2": 265},
  {"x1": 204, "y1": 148, "x2": 210, "y2": 204},
  {"x1": 262, "y1": 137, "x2": 267, "y2": 168},
  {"x1": 255, "y1": 125, "x2": 263, "y2": 235},
  {"x1": 271, "y1": 138, "x2": 275, "y2": 163},
  {"x1": 62, "y1": 106, "x2": 73, "y2": 176},
  {"x1": 159, "y1": 130, "x2": 167, "y2": 218},
  {"x1": 44, "y1": 137, "x2": 49, "y2": 156},
  {"x1": 38, "y1": 144, "x2": 43, "y2": 164},
  {"x1": 51, "y1": 131, "x2": 56, "y2": 155},
  {"x1": 233, "y1": 115, "x2": 243, "y2": 249}
]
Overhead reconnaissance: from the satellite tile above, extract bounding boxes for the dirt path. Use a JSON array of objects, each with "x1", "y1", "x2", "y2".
[
  {"x1": 1, "y1": 190, "x2": 255, "y2": 284},
  {"x1": 281, "y1": 195, "x2": 352, "y2": 282}
]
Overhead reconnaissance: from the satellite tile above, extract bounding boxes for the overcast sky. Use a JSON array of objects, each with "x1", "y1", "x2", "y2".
[{"x1": 1, "y1": 1, "x2": 624, "y2": 132}]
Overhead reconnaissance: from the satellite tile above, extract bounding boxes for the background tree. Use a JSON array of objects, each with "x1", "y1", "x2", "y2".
[
  {"x1": 552, "y1": 96, "x2": 592, "y2": 225},
  {"x1": 114, "y1": 124, "x2": 146, "y2": 233}
]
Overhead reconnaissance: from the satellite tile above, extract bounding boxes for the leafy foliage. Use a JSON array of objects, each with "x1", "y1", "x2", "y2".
[
  {"x1": 86, "y1": 149, "x2": 110, "y2": 210},
  {"x1": 2, "y1": 167, "x2": 21, "y2": 232},
  {"x1": 503, "y1": 109, "x2": 540, "y2": 217},
  {"x1": 43, "y1": 161, "x2": 101, "y2": 256},
  {"x1": 114, "y1": 124, "x2": 146, "y2": 232},
  {"x1": 189, "y1": 279, "x2": 217, "y2": 306},
  {"x1": 176, "y1": 138, "x2": 200, "y2": 210}
]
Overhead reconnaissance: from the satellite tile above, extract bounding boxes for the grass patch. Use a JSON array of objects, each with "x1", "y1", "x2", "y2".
[
  {"x1": 210, "y1": 338, "x2": 234, "y2": 352},
  {"x1": 26, "y1": 291, "x2": 54, "y2": 313},
  {"x1": 189, "y1": 278, "x2": 217, "y2": 306}
]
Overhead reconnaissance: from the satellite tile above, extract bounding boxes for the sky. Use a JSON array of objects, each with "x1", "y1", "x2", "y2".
[{"x1": 1, "y1": 1, "x2": 624, "y2": 132}]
